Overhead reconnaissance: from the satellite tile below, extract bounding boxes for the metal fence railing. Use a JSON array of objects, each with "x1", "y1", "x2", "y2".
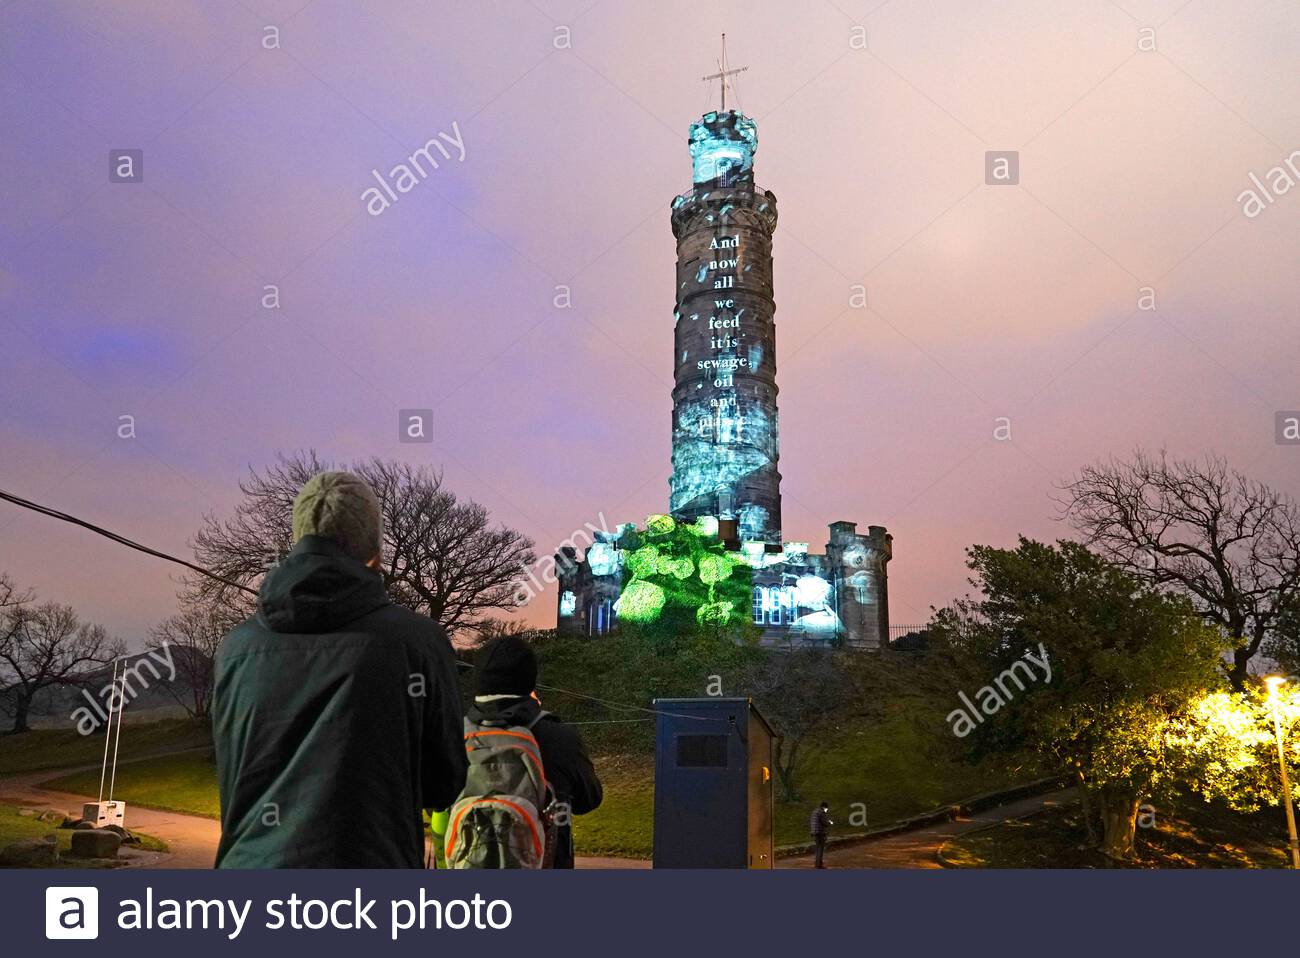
[{"x1": 886, "y1": 624, "x2": 929, "y2": 650}]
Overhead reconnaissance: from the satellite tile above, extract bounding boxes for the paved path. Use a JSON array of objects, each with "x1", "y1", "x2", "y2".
[
  {"x1": 0, "y1": 763, "x2": 649, "y2": 869},
  {"x1": 1, "y1": 765, "x2": 216, "y2": 868},
  {"x1": 778, "y1": 788, "x2": 1078, "y2": 869}
]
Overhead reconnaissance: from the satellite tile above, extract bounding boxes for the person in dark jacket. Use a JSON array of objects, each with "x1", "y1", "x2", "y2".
[
  {"x1": 466, "y1": 636, "x2": 603, "y2": 868},
  {"x1": 212, "y1": 471, "x2": 467, "y2": 868},
  {"x1": 810, "y1": 801, "x2": 832, "y2": 868}
]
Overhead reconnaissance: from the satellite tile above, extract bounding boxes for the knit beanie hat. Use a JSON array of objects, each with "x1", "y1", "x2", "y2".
[
  {"x1": 291, "y1": 471, "x2": 383, "y2": 563},
  {"x1": 475, "y1": 636, "x2": 538, "y2": 697}
]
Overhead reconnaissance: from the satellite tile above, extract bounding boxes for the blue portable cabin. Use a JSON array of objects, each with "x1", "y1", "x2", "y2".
[{"x1": 652, "y1": 697, "x2": 775, "y2": 868}]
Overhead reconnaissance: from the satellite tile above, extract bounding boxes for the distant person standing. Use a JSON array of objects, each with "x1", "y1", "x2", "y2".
[
  {"x1": 213, "y1": 471, "x2": 467, "y2": 867},
  {"x1": 810, "y1": 801, "x2": 833, "y2": 868}
]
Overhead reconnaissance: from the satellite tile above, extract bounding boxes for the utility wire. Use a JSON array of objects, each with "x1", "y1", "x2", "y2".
[
  {"x1": 0, "y1": 487, "x2": 718, "y2": 724},
  {"x1": 531, "y1": 681, "x2": 712, "y2": 721},
  {"x1": 0, "y1": 487, "x2": 257, "y2": 597}
]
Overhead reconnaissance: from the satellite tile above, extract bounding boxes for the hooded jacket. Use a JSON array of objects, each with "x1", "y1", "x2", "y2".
[
  {"x1": 213, "y1": 535, "x2": 467, "y2": 868},
  {"x1": 466, "y1": 695, "x2": 603, "y2": 869}
]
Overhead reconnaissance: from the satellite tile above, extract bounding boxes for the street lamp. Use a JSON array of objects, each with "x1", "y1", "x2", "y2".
[{"x1": 1264, "y1": 675, "x2": 1299, "y2": 869}]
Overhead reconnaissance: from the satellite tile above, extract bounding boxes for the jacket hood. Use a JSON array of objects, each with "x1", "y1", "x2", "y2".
[{"x1": 257, "y1": 535, "x2": 390, "y2": 634}]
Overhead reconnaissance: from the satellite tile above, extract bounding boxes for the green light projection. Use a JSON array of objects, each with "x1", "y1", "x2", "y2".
[{"x1": 612, "y1": 514, "x2": 754, "y2": 638}]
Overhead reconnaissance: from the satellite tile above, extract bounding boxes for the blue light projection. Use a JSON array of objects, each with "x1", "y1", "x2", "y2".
[
  {"x1": 752, "y1": 576, "x2": 841, "y2": 634},
  {"x1": 670, "y1": 109, "x2": 782, "y2": 543},
  {"x1": 690, "y1": 111, "x2": 757, "y2": 185}
]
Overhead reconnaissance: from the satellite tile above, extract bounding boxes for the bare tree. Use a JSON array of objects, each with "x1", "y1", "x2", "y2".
[
  {"x1": 191, "y1": 452, "x2": 536, "y2": 637},
  {"x1": 150, "y1": 590, "x2": 242, "y2": 721},
  {"x1": 0, "y1": 574, "x2": 31, "y2": 644},
  {"x1": 742, "y1": 645, "x2": 858, "y2": 803},
  {"x1": 1062, "y1": 450, "x2": 1300, "y2": 688},
  {"x1": 0, "y1": 599, "x2": 123, "y2": 733}
]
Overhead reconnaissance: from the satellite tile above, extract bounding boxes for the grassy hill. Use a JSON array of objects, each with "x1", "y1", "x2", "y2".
[
  {"x1": 0, "y1": 719, "x2": 212, "y2": 775},
  {"x1": 9, "y1": 638, "x2": 1034, "y2": 859},
  {"x1": 543, "y1": 637, "x2": 1031, "y2": 855}
]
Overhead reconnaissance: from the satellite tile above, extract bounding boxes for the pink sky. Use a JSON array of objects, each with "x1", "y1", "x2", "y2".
[{"x1": 2, "y1": 0, "x2": 1298, "y2": 646}]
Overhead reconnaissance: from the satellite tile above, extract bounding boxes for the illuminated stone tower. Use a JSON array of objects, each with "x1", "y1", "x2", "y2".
[
  {"x1": 668, "y1": 109, "x2": 782, "y2": 544},
  {"x1": 556, "y1": 48, "x2": 894, "y2": 649}
]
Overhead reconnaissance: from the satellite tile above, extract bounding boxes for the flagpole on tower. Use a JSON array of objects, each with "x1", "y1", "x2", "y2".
[{"x1": 702, "y1": 33, "x2": 748, "y2": 113}]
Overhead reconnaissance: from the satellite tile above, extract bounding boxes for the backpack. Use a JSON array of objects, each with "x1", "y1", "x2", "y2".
[{"x1": 445, "y1": 711, "x2": 555, "y2": 869}]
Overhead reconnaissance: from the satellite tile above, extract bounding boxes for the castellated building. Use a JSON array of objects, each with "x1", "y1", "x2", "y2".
[{"x1": 556, "y1": 106, "x2": 892, "y2": 648}]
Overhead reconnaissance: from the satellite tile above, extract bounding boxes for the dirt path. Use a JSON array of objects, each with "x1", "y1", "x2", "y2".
[
  {"x1": 0, "y1": 763, "x2": 648, "y2": 869},
  {"x1": 1, "y1": 764, "x2": 219, "y2": 868},
  {"x1": 778, "y1": 788, "x2": 1078, "y2": 868}
]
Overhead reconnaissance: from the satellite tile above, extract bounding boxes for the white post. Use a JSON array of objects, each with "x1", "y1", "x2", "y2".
[
  {"x1": 1269, "y1": 692, "x2": 1300, "y2": 869},
  {"x1": 107, "y1": 661, "x2": 127, "y2": 802},
  {"x1": 97, "y1": 658, "x2": 120, "y2": 805}
]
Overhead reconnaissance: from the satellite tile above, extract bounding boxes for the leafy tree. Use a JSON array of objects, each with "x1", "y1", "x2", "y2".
[
  {"x1": 1062, "y1": 450, "x2": 1300, "y2": 688},
  {"x1": 935, "y1": 538, "x2": 1227, "y2": 859},
  {"x1": 1263, "y1": 596, "x2": 1300, "y2": 676},
  {"x1": 191, "y1": 451, "x2": 535, "y2": 637},
  {"x1": 1169, "y1": 682, "x2": 1300, "y2": 814}
]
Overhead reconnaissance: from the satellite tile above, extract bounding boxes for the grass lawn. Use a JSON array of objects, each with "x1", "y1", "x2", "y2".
[
  {"x1": 41, "y1": 749, "x2": 222, "y2": 820},
  {"x1": 0, "y1": 719, "x2": 212, "y2": 775},
  {"x1": 942, "y1": 796, "x2": 1292, "y2": 868},
  {"x1": 5, "y1": 640, "x2": 1037, "y2": 860},
  {"x1": 41, "y1": 747, "x2": 663, "y2": 858},
  {"x1": 770, "y1": 710, "x2": 1023, "y2": 847},
  {"x1": 0, "y1": 803, "x2": 168, "y2": 866},
  {"x1": 572, "y1": 754, "x2": 654, "y2": 857},
  {"x1": 35, "y1": 711, "x2": 1026, "y2": 861},
  {"x1": 573, "y1": 711, "x2": 1025, "y2": 857},
  {"x1": 18, "y1": 650, "x2": 1037, "y2": 860}
]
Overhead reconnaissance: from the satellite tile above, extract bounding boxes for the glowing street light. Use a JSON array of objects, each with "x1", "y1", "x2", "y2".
[{"x1": 1264, "y1": 675, "x2": 1299, "y2": 869}]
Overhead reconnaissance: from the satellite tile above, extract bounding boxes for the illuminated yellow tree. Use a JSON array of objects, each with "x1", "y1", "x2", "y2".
[{"x1": 1171, "y1": 683, "x2": 1300, "y2": 812}]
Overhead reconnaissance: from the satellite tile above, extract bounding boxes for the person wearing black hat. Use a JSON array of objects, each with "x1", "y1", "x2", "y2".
[{"x1": 468, "y1": 635, "x2": 603, "y2": 868}]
